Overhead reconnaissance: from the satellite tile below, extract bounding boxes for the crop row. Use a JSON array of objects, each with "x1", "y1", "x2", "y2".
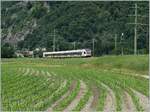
[{"x1": 2, "y1": 68, "x2": 64, "y2": 111}]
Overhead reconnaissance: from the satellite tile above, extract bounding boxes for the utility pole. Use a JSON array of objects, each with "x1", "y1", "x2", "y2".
[
  {"x1": 53, "y1": 29, "x2": 56, "y2": 52},
  {"x1": 128, "y1": 3, "x2": 148, "y2": 55},
  {"x1": 134, "y1": 3, "x2": 137, "y2": 55},
  {"x1": 115, "y1": 34, "x2": 117, "y2": 54},
  {"x1": 73, "y1": 42, "x2": 76, "y2": 50},
  {"x1": 121, "y1": 33, "x2": 124, "y2": 56},
  {"x1": 92, "y1": 38, "x2": 95, "y2": 56}
]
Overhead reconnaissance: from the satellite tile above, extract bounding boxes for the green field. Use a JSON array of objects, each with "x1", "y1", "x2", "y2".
[{"x1": 1, "y1": 55, "x2": 149, "y2": 111}]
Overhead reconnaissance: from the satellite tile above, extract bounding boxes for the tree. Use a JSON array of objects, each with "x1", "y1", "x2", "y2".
[
  {"x1": 1, "y1": 43, "x2": 15, "y2": 58},
  {"x1": 2, "y1": 1, "x2": 149, "y2": 56}
]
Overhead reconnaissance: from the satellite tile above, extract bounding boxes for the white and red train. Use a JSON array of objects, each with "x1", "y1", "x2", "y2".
[{"x1": 43, "y1": 49, "x2": 91, "y2": 58}]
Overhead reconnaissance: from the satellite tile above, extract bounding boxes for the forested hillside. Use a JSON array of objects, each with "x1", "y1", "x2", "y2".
[{"x1": 1, "y1": 1, "x2": 149, "y2": 55}]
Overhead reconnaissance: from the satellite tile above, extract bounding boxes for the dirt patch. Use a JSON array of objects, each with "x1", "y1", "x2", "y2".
[
  {"x1": 35, "y1": 70, "x2": 39, "y2": 76},
  {"x1": 69, "y1": 80, "x2": 77, "y2": 91},
  {"x1": 35, "y1": 64, "x2": 63, "y2": 68},
  {"x1": 47, "y1": 80, "x2": 77, "y2": 112},
  {"x1": 122, "y1": 91, "x2": 136, "y2": 112},
  {"x1": 91, "y1": 86, "x2": 99, "y2": 110},
  {"x1": 21, "y1": 68, "x2": 44, "y2": 77},
  {"x1": 51, "y1": 72, "x2": 57, "y2": 76},
  {"x1": 103, "y1": 68, "x2": 149, "y2": 79},
  {"x1": 31, "y1": 69, "x2": 35, "y2": 75},
  {"x1": 46, "y1": 71, "x2": 51, "y2": 77},
  {"x1": 131, "y1": 88, "x2": 149, "y2": 112},
  {"x1": 81, "y1": 95, "x2": 94, "y2": 112},
  {"x1": 18, "y1": 67, "x2": 21, "y2": 72},
  {"x1": 24, "y1": 68, "x2": 30, "y2": 75},
  {"x1": 101, "y1": 83, "x2": 115, "y2": 112},
  {"x1": 41, "y1": 70, "x2": 45, "y2": 75},
  {"x1": 63, "y1": 80, "x2": 87, "y2": 112},
  {"x1": 55, "y1": 80, "x2": 67, "y2": 94},
  {"x1": 20, "y1": 68, "x2": 26, "y2": 74}
]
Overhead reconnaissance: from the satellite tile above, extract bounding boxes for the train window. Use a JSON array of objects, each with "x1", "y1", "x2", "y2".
[{"x1": 84, "y1": 52, "x2": 86, "y2": 54}]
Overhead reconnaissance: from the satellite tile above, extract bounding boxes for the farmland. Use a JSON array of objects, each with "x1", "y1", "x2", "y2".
[{"x1": 1, "y1": 55, "x2": 149, "y2": 111}]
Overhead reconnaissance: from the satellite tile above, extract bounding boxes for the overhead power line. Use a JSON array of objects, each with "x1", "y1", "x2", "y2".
[
  {"x1": 127, "y1": 3, "x2": 148, "y2": 55},
  {"x1": 92, "y1": 38, "x2": 95, "y2": 56},
  {"x1": 128, "y1": 15, "x2": 149, "y2": 18},
  {"x1": 127, "y1": 23, "x2": 148, "y2": 26}
]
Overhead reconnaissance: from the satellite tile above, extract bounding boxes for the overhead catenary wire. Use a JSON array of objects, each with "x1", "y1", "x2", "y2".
[{"x1": 127, "y1": 3, "x2": 148, "y2": 55}]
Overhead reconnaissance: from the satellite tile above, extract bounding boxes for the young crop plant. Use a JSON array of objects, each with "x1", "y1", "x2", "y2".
[
  {"x1": 2, "y1": 55, "x2": 148, "y2": 111},
  {"x1": 73, "y1": 88, "x2": 91, "y2": 111},
  {"x1": 96, "y1": 87, "x2": 107, "y2": 111},
  {"x1": 35, "y1": 80, "x2": 71, "y2": 110},
  {"x1": 53, "y1": 80, "x2": 80, "y2": 111}
]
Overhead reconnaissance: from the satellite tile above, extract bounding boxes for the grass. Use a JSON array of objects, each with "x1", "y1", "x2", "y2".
[{"x1": 1, "y1": 55, "x2": 149, "y2": 111}]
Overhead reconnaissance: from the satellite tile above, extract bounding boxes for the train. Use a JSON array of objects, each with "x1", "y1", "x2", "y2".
[{"x1": 43, "y1": 49, "x2": 91, "y2": 58}]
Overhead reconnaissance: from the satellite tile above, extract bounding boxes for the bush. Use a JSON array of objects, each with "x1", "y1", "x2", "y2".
[
  {"x1": 1, "y1": 43, "x2": 15, "y2": 58},
  {"x1": 31, "y1": 3, "x2": 47, "y2": 19},
  {"x1": 138, "y1": 49, "x2": 147, "y2": 54},
  {"x1": 33, "y1": 50, "x2": 43, "y2": 58}
]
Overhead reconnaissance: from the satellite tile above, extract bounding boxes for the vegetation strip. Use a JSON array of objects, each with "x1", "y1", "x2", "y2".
[
  {"x1": 101, "y1": 83, "x2": 116, "y2": 112},
  {"x1": 2, "y1": 55, "x2": 148, "y2": 111},
  {"x1": 131, "y1": 88, "x2": 149, "y2": 112},
  {"x1": 53, "y1": 80, "x2": 80, "y2": 111},
  {"x1": 102, "y1": 68, "x2": 149, "y2": 79},
  {"x1": 122, "y1": 91, "x2": 136, "y2": 112},
  {"x1": 81, "y1": 95, "x2": 93, "y2": 112},
  {"x1": 43, "y1": 80, "x2": 70, "y2": 111},
  {"x1": 32, "y1": 80, "x2": 67, "y2": 110},
  {"x1": 47, "y1": 80, "x2": 78, "y2": 111},
  {"x1": 2, "y1": 68, "x2": 60, "y2": 111},
  {"x1": 90, "y1": 86, "x2": 99, "y2": 110},
  {"x1": 63, "y1": 80, "x2": 87, "y2": 111}
]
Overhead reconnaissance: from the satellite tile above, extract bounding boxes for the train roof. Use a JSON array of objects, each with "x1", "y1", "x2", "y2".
[{"x1": 43, "y1": 49, "x2": 91, "y2": 54}]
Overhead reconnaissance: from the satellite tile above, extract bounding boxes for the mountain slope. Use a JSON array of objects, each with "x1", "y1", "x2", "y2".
[{"x1": 1, "y1": 1, "x2": 149, "y2": 55}]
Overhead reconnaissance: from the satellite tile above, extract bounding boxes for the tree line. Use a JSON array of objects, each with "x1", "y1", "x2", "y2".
[{"x1": 1, "y1": 1, "x2": 149, "y2": 58}]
